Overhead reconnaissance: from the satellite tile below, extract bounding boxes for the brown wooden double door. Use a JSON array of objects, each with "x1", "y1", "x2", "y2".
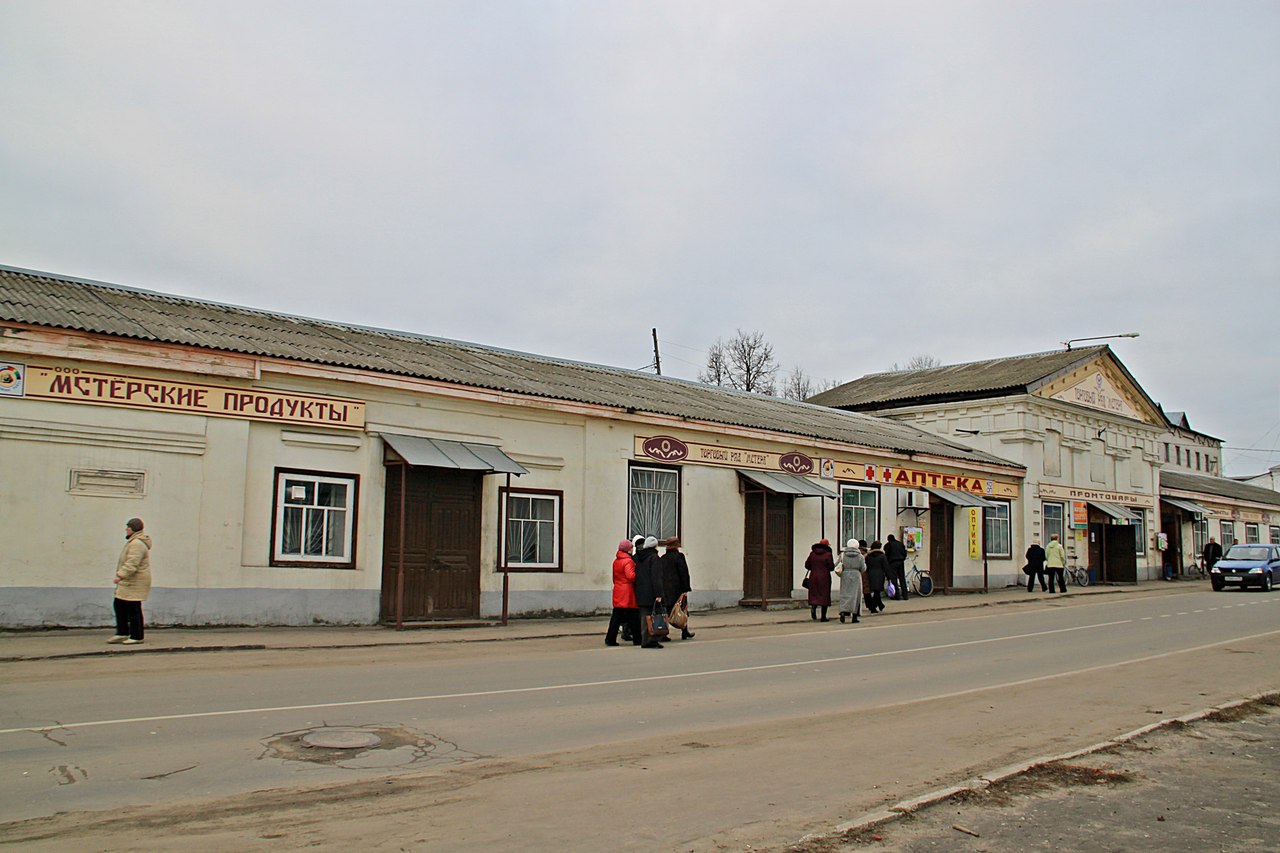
[
  {"x1": 381, "y1": 465, "x2": 482, "y2": 621},
  {"x1": 928, "y1": 499, "x2": 954, "y2": 590},
  {"x1": 743, "y1": 491, "x2": 795, "y2": 602}
]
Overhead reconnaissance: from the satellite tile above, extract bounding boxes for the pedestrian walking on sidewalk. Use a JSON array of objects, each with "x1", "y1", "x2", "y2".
[
  {"x1": 885, "y1": 534, "x2": 909, "y2": 600},
  {"x1": 1202, "y1": 537, "x2": 1223, "y2": 572},
  {"x1": 837, "y1": 539, "x2": 865, "y2": 623},
  {"x1": 804, "y1": 539, "x2": 835, "y2": 622},
  {"x1": 660, "y1": 537, "x2": 695, "y2": 640},
  {"x1": 1025, "y1": 540, "x2": 1048, "y2": 592},
  {"x1": 863, "y1": 541, "x2": 888, "y2": 613},
  {"x1": 634, "y1": 536, "x2": 665, "y2": 648},
  {"x1": 1045, "y1": 534, "x2": 1068, "y2": 593},
  {"x1": 109, "y1": 518, "x2": 152, "y2": 645},
  {"x1": 605, "y1": 539, "x2": 641, "y2": 647}
]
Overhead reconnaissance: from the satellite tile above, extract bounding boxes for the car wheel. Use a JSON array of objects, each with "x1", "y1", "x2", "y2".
[
  {"x1": 1266, "y1": 573, "x2": 1274, "y2": 592},
  {"x1": 1211, "y1": 578, "x2": 1224, "y2": 592}
]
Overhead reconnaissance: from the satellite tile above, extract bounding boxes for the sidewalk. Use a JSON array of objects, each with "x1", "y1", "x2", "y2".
[{"x1": 0, "y1": 579, "x2": 1200, "y2": 662}]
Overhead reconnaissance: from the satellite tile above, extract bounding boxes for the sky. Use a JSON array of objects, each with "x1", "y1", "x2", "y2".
[{"x1": 1, "y1": 1, "x2": 1277, "y2": 475}]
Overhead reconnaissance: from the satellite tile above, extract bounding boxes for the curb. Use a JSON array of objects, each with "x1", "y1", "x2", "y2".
[
  {"x1": 809, "y1": 691, "x2": 1272, "y2": 846},
  {"x1": 0, "y1": 584, "x2": 1163, "y2": 663}
]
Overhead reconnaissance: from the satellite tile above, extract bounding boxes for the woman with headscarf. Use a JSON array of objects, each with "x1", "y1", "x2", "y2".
[
  {"x1": 837, "y1": 538, "x2": 865, "y2": 624},
  {"x1": 633, "y1": 535, "x2": 666, "y2": 648},
  {"x1": 863, "y1": 540, "x2": 889, "y2": 614},
  {"x1": 804, "y1": 539, "x2": 835, "y2": 622},
  {"x1": 605, "y1": 539, "x2": 641, "y2": 646},
  {"x1": 660, "y1": 537, "x2": 694, "y2": 640}
]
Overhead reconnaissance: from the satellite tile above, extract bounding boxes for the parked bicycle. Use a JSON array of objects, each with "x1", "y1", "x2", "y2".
[
  {"x1": 906, "y1": 560, "x2": 933, "y2": 596},
  {"x1": 1065, "y1": 565, "x2": 1090, "y2": 587}
]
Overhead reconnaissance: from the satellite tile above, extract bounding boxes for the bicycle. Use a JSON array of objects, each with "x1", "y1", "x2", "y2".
[
  {"x1": 906, "y1": 560, "x2": 933, "y2": 596},
  {"x1": 1065, "y1": 565, "x2": 1090, "y2": 587}
]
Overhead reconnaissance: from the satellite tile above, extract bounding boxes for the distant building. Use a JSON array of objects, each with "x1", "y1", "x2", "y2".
[
  {"x1": 1156, "y1": 408, "x2": 1222, "y2": 476},
  {"x1": 1231, "y1": 464, "x2": 1280, "y2": 493},
  {"x1": 810, "y1": 346, "x2": 1167, "y2": 585}
]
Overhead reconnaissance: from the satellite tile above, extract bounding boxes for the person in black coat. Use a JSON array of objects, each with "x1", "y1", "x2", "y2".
[
  {"x1": 884, "y1": 534, "x2": 909, "y2": 600},
  {"x1": 1025, "y1": 541, "x2": 1048, "y2": 592},
  {"x1": 863, "y1": 541, "x2": 889, "y2": 613},
  {"x1": 660, "y1": 537, "x2": 694, "y2": 640},
  {"x1": 1202, "y1": 537, "x2": 1223, "y2": 571},
  {"x1": 633, "y1": 535, "x2": 665, "y2": 648}
]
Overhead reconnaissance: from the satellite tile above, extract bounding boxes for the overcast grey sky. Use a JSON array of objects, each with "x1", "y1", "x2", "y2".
[{"x1": 2, "y1": 1, "x2": 1277, "y2": 475}]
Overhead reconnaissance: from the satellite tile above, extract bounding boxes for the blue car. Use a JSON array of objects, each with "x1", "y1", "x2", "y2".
[{"x1": 1210, "y1": 543, "x2": 1280, "y2": 591}]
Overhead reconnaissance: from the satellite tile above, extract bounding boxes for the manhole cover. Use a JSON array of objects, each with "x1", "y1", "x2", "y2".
[{"x1": 301, "y1": 730, "x2": 382, "y2": 749}]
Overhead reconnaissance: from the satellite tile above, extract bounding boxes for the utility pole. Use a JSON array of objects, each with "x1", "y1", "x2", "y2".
[{"x1": 651, "y1": 328, "x2": 662, "y2": 375}]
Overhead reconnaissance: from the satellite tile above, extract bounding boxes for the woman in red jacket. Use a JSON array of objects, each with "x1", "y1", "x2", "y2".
[{"x1": 605, "y1": 539, "x2": 642, "y2": 646}]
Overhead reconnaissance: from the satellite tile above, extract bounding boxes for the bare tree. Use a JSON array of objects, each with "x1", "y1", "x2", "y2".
[
  {"x1": 889, "y1": 354, "x2": 942, "y2": 372},
  {"x1": 780, "y1": 366, "x2": 815, "y2": 401},
  {"x1": 724, "y1": 329, "x2": 779, "y2": 395},
  {"x1": 699, "y1": 339, "x2": 730, "y2": 386}
]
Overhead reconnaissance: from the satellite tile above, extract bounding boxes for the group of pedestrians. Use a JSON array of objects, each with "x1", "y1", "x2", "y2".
[
  {"x1": 606, "y1": 535, "x2": 694, "y2": 649},
  {"x1": 1024, "y1": 533, "x2": 1068, "y2": 593},
  {"x1": 805, "y1": 536, "x2": 907, "y2": 625}
]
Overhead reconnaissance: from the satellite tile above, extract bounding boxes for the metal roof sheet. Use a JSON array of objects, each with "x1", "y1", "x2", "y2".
[
  {"x1": 1161, "y1": 470, "x2": 1280, "y2": 508},
  {"x1": 0, "y1": 265, "x2": 1022, "y2": 470},
  {"x1": 736, "y1": 469, "x2": 837, "y2": 498},
  {"x1": 926, "y1": 488, "x2": 997, "y2": 509}
]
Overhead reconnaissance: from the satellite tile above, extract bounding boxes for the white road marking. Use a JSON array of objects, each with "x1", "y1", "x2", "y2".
[{"x1": 2, "y1": 619, "x2": 1135, "y2": 735}]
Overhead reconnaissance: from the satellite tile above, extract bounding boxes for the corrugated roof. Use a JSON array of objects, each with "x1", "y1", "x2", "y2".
[
  {"x1": 0, "y1": 265, "x2": 1022, "y2": 470},
  {"x1": 808, "y1": 348, "x2": 1110, "y2": 409},
  {"x1": 1162, "y1": 470, "x2": 1280, "y2": 508}
]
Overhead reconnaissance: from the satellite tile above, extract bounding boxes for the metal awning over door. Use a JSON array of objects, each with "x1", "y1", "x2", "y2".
[
  {"x1": 382, "y1": 433, "x2": 527, "y2": 475},
  {"x1": 737, "y1": 469, "x2": 837, "y2": 498},
  {"x1": 1088, "y1": 501, "x2": 1139, "y2": 521},
  {"x1": 1161, "y1": 496, "x2": 1210, "y2": 518},
  {"x1": 926, "y1": 488, "x2": 997, "y2": 508}
]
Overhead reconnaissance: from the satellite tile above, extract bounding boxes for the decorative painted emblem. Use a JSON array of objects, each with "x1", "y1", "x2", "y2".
[
  {"x1": 0, "y1": 362, "x2": 24, "y2": 397},
  {"x1": 779, "y1": 452, "x2": 814, "y2": 475},
  {"x1": 1095, "y1": 374, "x2": 1104, "y2": 390},
  {"x1": 864, "y1": 464, "x2": 876, "y2": 482},
  {"x1": 642, "y1": 436, "x2": 688, "y2": 462}
]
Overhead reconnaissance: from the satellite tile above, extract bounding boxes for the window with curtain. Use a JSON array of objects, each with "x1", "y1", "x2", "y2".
[
  {"x1": 1270, "y1": 525, "x2": 1279, "y2": 545},
  {"x1": 839, "y1": 485, "x2": 879, "y2": 545},
  {"x1": 503, "y1": 489, "x2": 562, "y2": 570},
  {"x1": 1131, "y1": 510, "x2": 1146, "y2": 555},
  {"x1": 1245, "y1": 522, "x2": 1260, "y2": 544},
  {"x1": 984, "y1": 500, "x2": 1011, "y2": 558},
  {"x1": 1042, "y1": 502, "x2": 1065, "y2": 545},
  {"x1": 273, "y1": 470, "x2": 358, "y2": 567},
  {"x1": 1220, "y1": 520, "x2": 1236, "y2": 549},
  {"x1": 629, "y1": 465, "x2": 679, "y2": 540}
]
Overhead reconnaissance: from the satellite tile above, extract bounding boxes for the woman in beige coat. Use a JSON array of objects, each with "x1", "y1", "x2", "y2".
[{"x1": 110, "y1": 518, "x2": 152, "y2": 645}]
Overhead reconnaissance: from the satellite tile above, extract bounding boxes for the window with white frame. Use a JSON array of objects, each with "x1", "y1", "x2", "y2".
[
  {"x1": 1245, "y1": 522, "x2": 1260, "y2": 544},
  {"x1": 502, "y1": 489, "x2": 562, "y2": 570},
  {"x1": 840, "y1": 485, "x2": 879, "y2": 545},
  {"x1": 272, "y1": 469, "x2": 358, "y2": 567},
  {"x1": 1130, "y1": 509, "x2": 1146, "y2": 555},
  {"x1": 1193, "y1": 518, "x2": 1208, "y2": 557},
  {"x1": 1042, "y1": 502, "x2": 1066, "y2": 546},
  {"x1": 1220, "y1": 520, "x2": 1236, "y2": 549},
  {"x1": 984, "y1": 500, "x2": 1011, "y2": 558},
  {"x1": 629, "y1": 464, "x2": 679, "y2": 540},
  {"x1": 1270, "y1": 525, "x2": 1279, "y2": 545}
]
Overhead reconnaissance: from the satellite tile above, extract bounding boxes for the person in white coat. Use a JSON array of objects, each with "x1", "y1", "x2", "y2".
[{"x1": 837, "y1": 539, "x2": 865, "y2": 624}]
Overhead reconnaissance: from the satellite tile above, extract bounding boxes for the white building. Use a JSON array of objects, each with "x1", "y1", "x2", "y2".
[
  {"x1": 0, "y1": 265, "x2": 1024, "y2": 627},
  {"x1": 811, "y1": 347, "x2": 1169, "y2": 585}
]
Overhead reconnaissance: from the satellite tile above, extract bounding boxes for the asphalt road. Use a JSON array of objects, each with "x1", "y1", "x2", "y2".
[{"x1": 3, "y1": 588, "x2": 1279, "y2": 850}]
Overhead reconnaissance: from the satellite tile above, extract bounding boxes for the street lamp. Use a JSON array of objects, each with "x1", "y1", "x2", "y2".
[{"x1": 1061, "y1": 332, "x2": 1139, "y2": 350}]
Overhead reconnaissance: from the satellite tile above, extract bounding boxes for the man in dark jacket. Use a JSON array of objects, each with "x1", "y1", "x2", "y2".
[
  {"x1": 1025, "y1": 540, "x2": 1048, "y2": 592},
  {"x1": 1202, "y1": 537, "x2": 1223, "y2": 572},
  {"x1": 884, "y1": 534, "x2": 909, "y2": 600},
  {"x1": 660, "y1": 537, "x2": 694, "y2": 640},
  {"x1": 633, "y1": 536, "x2": 665, "y2": 648}
]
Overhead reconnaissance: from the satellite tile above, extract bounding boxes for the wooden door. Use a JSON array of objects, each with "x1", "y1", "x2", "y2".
[
  {"x1": 381, "y1": 465, "x2": 482, "y2": 621},
  {"x1": 1104, "y1": 524, "x2": 1137, "y2": 583},
  {"x1": 928, "y1": 499, "x2": 953, "y2": 589},
  {"x1": 743, "y1": 491, "x2": 794, "y2": 601}
]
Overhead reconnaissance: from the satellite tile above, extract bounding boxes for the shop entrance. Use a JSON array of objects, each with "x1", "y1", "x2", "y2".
[
  {"x1": 1087, "y1": 508, "x2": 1138, "y2": 583},
  {"x1": 381, "y1": 465, "x2": 482, "y2": 621},
  {"x1": 743, "y1": 491, "x2": 795, "y2": 604},
  {"x1": 928, "y1": 498, "x2": 954, "y2": 590}
]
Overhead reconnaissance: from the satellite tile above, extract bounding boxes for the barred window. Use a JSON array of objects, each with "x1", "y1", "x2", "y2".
[{"x1": 629, "y1": 465, "x2": 679, "y2": 540}]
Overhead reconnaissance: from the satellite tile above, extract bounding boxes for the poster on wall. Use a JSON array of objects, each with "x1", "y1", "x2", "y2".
[
  {"x1": 968, "y1": 508, "x2": 981, "y2": 559},
  {"x1": 0, "y1": 362, "x2": 24, "y2": 397},
  {"x1": 1072, "y1": 501, "x2": 1089, "y2": 528}
]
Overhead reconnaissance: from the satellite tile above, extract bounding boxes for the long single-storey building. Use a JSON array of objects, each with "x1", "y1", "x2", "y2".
[{"x1": 0, "y1": 265, "x2": 1024, "y2": 627}]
